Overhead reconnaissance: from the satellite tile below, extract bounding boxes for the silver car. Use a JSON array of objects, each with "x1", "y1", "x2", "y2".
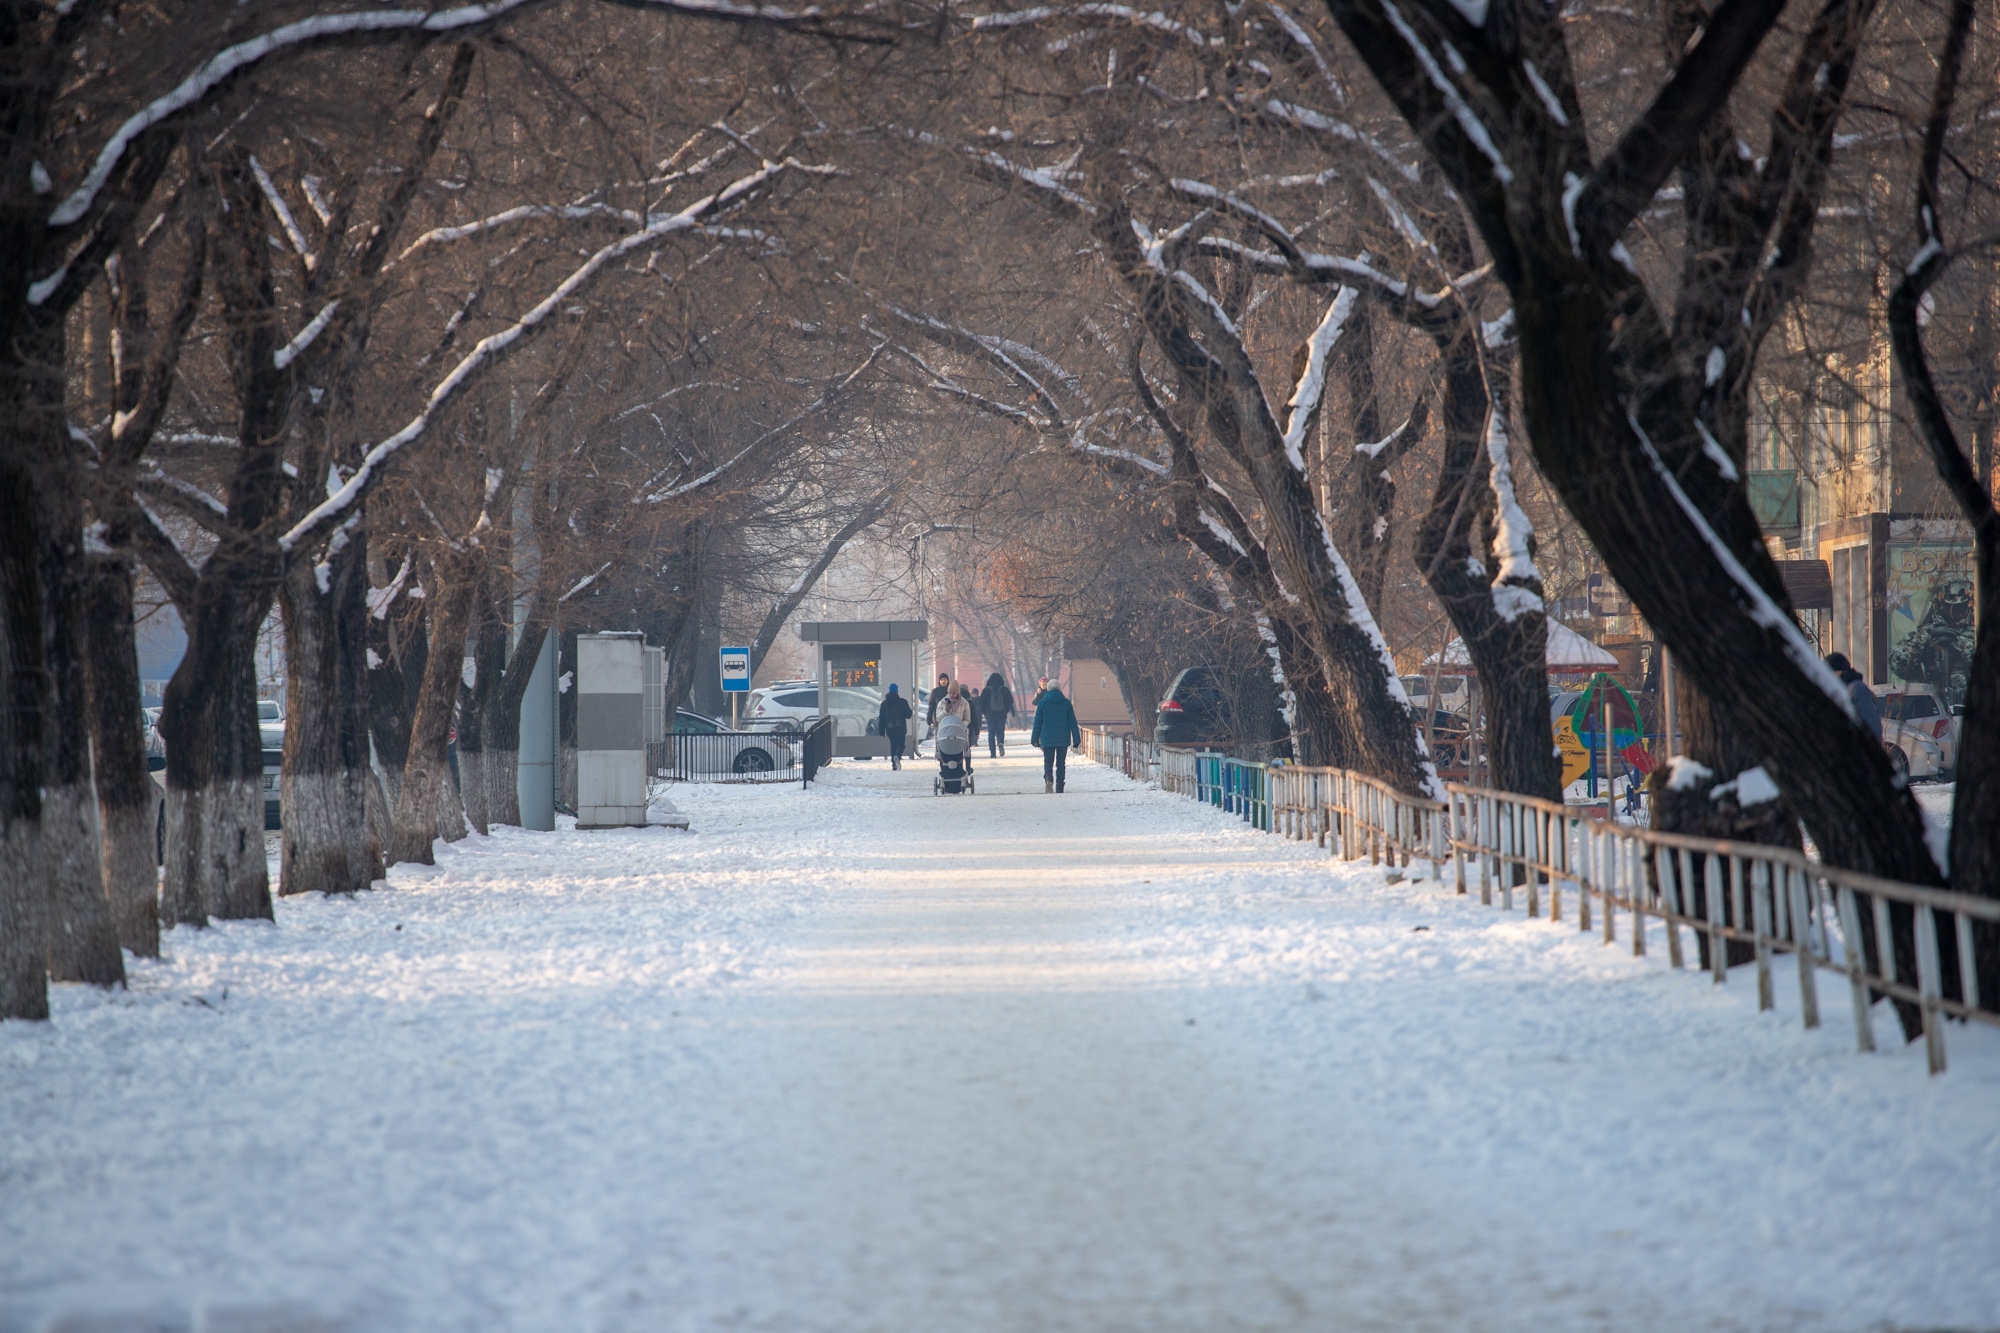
[{"x1": 669, "y1": 709, "x2": 796, "y2": 776}]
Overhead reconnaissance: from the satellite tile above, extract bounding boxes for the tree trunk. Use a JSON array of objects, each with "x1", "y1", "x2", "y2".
[
  {"x1": 457, "y1": 576, "x2": 506, "y2": 836},
  {"x1": 1411, "y1": 350, "x2": 1558, "y2": 801},
  {"x1": 1097, "y1": 205, "x2": 1435, "y2": 794},
  {"x1": 366, "y1": 598, "x2": 424, "y2": 809},
  {"x1": 485, "y1": 614, "x2": 550, "y2": 828},
  {"x1": 389, "y1": 569, "x2": 476, "y2": 865},
  {"x1": 456, "y1": 677, "x2": 488, "y2": 836},
  {"x1": 1333, "y1": 300, "x2": 1399, "y2": 617},
  {"x1": 278, "y1": 538, "x2": 384, "y2": 896},
  {"x1": 82, "y1": 550, "x2": 159, "y2": 956},
  {"x1": 159, "y1": 564, "x2": 277, "y2": 925},
  {"x1": 36, "y1": 422, "x2": 122, "y2": 984},
  {"x1": 1, "y1": 451, "x2": 50, "y2": 1019}
]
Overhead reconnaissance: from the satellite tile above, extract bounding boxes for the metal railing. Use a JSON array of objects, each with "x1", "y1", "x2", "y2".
[
  {"x1": 800, "y1": 717, "x2": 836, "y2": 787},
  {"x1": 1443, "y1": 785, "x2": 2000, "y2": 1075},
  {"x1": 1081, "y1": 727, "x2": 1999, "y2": 1076},
  {"x1": 657, "y1": 730, "x2": 800, "y2": 783}
]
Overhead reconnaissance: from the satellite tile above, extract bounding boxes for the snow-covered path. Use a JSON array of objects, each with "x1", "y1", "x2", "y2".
[{"x1": 4, "y1": 751, "x2": 1997, "y2": 1333}]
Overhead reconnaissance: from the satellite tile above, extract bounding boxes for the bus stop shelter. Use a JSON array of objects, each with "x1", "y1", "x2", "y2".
[{"x1": 796, "y1": 620, "x2": 927, "y2": 758}]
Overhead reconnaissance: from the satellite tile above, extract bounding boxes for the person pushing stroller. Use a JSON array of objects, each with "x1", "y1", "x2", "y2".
[{"x1": 933, "y1": 683, "x2": 977, "y2": 795}]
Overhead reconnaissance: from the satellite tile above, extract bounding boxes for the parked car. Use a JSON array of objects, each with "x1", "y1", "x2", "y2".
[
  {"x1": 1156, "y1": 666, "x2": 1287, "y2": 750},
  {"x1": 749, "y1": 684, "x2": 889, "y2": 739},
  {"x1": 260, "y1": 718, "x2": 285, "y2": 828},
  {"x1": 1881, "y1": 685, "x2": 1959, "y2": 777},
  {"x1": 670, "y1": 708, "x2": 795, "y2": 775},
  {"x1": 143, "y1": 708, "x2": 286, "y2": 846}
]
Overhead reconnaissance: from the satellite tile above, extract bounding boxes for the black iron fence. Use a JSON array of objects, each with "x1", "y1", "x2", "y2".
[
  {"x1": 653, "y1": 729, "x2": 799, "y2": 783},
  {"x1": 801, "y1": 717, "x2": 836, "y2": 787}
]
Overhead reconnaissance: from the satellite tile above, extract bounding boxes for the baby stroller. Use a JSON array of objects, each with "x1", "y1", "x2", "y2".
[{"x1": 933, "y1": 714, "x2": 975, "y2": 795}]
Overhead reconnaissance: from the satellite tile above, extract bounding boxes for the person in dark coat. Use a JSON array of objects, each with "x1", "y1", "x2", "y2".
[
  {"x1": 1030, "y1": 683, "x2": 1081, "y2": 793},
  {"x1": 1827, "y1": 652, "x2": 1882, "y2": 741},
  {"x1": 978, "y1": 672, "x2": 1015, "y2": 758},
  {"x1": 877, "y1": 684, "x2": 913, "y2": 770}
]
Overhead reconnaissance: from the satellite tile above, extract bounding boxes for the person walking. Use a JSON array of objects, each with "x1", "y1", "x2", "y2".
[
  {"x1": 923, "y1": 673, "x2": 952, "y2": 754},
  {"x1": 978, "y1": 672, "x2": 1015, "y2": 758},
  {"x1": 1827, "y1": 652, "x2": 1882, "y2": 741},
  {"x1": 877, "y1": 684, "x2": 913, "y2": 770},
  {"x1": 939, "y1": 682, "x2": 976, "y2": 772},
  {"x1": 1029, "y1": 676, "x2": 1051, "y2": 707},
  {"x1": 1030, "y1": 681, "x2": 1081, "y2": 793}
]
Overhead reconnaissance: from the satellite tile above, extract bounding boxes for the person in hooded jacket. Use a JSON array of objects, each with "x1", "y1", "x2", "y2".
[
  {"x1": 877, "y1": 684, "x2": 913, "y2": 770},
  {"x1": 1827, "y1": 652, "x2": 1882, "y2": 741},
  {"x1": 937, "y1": 681, "x2": 976, "y2": 771},
  {"x1": 978, "y1": 672, "x2": 1015, "y2": 758},
  {"x1": 1030, "y1": 682, "x2": 1081, "y2": 793}
]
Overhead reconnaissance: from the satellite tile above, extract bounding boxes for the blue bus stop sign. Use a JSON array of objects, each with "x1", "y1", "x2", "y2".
[{"x1": 720, "y1": 647, "x2": 750, "y2": 692}]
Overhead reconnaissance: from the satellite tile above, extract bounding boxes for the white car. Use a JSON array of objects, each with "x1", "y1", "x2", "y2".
[
  {"x1": 1882, "y1": 686, "x2": 1957, "y2": 780},
  {"x1": 750, "y1": 684, "x2": 893, "y2": 739},
  {"x1": 669, "y1": 709, "x2": 795, "y2": 777},
  {"x1": 145, "y1": 705, "x2": 287, "y2": 827}
]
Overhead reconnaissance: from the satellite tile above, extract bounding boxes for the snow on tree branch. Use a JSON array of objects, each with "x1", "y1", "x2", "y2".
[
  {"x1": 393, "y1": 203, "x2": 641, "y2": 268},
  {"x1": 1257, "y1": 100, "x2": 1420, "y2": 183},
  {"x1": 560, "y1": 562, "x2": 614, "y2": 603},
  {"x1": 643, "y1": 343, "x2": 881, "y2": 503},
  {"x1": 1282, "y1": 287, "x2": 1356, "y2": 467},
  {"x1": 1481, "y1": 408, "x2": 1544, "y2": 622},
  {"x1": 43, "y1": 0, "x2": 861, "y2": 237},
  {"x1": 273, "y1": 301, "x2": 339, "y2": 370},
  {"x1": 281, "y1": 155, "x2": 829, "y2": 553},
  {"x1": 1378, "y1": 0, "x2": 1513, "y2": 185},
  {"x1": 250, "y1": 155, "x2": 316, "y2": 271},
  {"x1": 1260, "y1": 2, "x2": 1346, "y2": 105},
  {"x1": 967, "y1": 3, "x2": 1223, "y2": 51}
]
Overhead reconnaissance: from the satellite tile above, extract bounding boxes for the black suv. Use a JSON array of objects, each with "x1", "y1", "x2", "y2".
[
  {"x1": 1156, "y1": 666, "x2": 1234, "y2": 744},
  {"x1": 1156, "y1": 665, "x2": 1295, "y2": 754}
]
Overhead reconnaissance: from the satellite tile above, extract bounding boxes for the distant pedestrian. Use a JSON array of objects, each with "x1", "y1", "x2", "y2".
[
  {"x1": 979, "y1": 672, "x2": 1015, "y2": 758},
  {"x1": 878, "y1": 684, "x2": 913, "y2": 770},
  {"x1": 1031, "y1": 681, "x2": 1081, "y2": 793},
  {"x1": 1826, "y1": 652, "x2": 1882, "y2": 741},
  {"x1": 1029, "y1": 675, "x2": 1051, "y2": 706},
  {"x1": 926, "y1": 672, "x2": 953, "y2": 730}
]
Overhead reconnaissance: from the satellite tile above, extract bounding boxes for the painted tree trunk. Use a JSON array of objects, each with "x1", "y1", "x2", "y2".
[
  {"x1": 159, "y1": 572, "x2": 276, "y2": 926},
  {"x1": 366, "y1": 602, "x2": 423, "y2": 810},
  {"x1": 37, "y1": 448, "x2": 122, "y2": 984},
  {"x1": 366, "y1": 759, "x2": 394, "y2": 856},
  {"x1": 0, "y1": 453, "x2": 49, "y2": 1019},
  {"x1": 82, "y1": 552, "x2": 159, "y2": 956},
  {"x1": 456, "y1": 698, "x2": 488, "y2": 837},
  {"x1": 436, "y1": 765, "x2": 468, "y2": 844},
  {"x1": 279, "y1": 543, "x2": 384, "y2": 896},
  {"x1": 389, "y1": 573, "x2": 476, "y2": 866},
  {"x1": 484, "y1": 617, "x2": 549, "y2": 828}
]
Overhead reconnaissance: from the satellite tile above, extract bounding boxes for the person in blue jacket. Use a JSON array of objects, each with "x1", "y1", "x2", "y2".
[{"x1": 1030, "y1": 682, "x2": 1081, "y2": 793}]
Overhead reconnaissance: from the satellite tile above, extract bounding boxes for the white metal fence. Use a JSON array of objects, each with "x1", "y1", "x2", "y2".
[{"x1": 1083, "y1": 727, "x2": 1999, "y2": 1076}]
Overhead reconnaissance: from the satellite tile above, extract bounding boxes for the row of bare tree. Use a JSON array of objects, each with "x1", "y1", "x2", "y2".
[{"x1": 4, "y1": 0, "x2": 1996, "y2": 1031}]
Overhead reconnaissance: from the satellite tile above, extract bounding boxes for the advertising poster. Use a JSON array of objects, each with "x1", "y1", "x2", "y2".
[{"x1": 1886, "y1": 543, "x2": 1975, "y2": 707}]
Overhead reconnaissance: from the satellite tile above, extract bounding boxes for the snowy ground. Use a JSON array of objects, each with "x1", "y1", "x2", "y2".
[{"x1": 4, "y1": 750, "x2": 1998, "y2": 1333}]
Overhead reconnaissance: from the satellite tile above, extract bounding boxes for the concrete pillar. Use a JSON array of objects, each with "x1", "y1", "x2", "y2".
[
  {"x1": 577, "y1": 632, "x2": 647, "y2": 828},
  {"x1": 517, "y1": 631, "x2": 556, "y2": 831}
]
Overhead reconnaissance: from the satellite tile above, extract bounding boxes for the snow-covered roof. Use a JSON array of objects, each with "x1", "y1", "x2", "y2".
[{"x1": 1427, "y1": 618, "x2": 1620, "y2": 670}]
